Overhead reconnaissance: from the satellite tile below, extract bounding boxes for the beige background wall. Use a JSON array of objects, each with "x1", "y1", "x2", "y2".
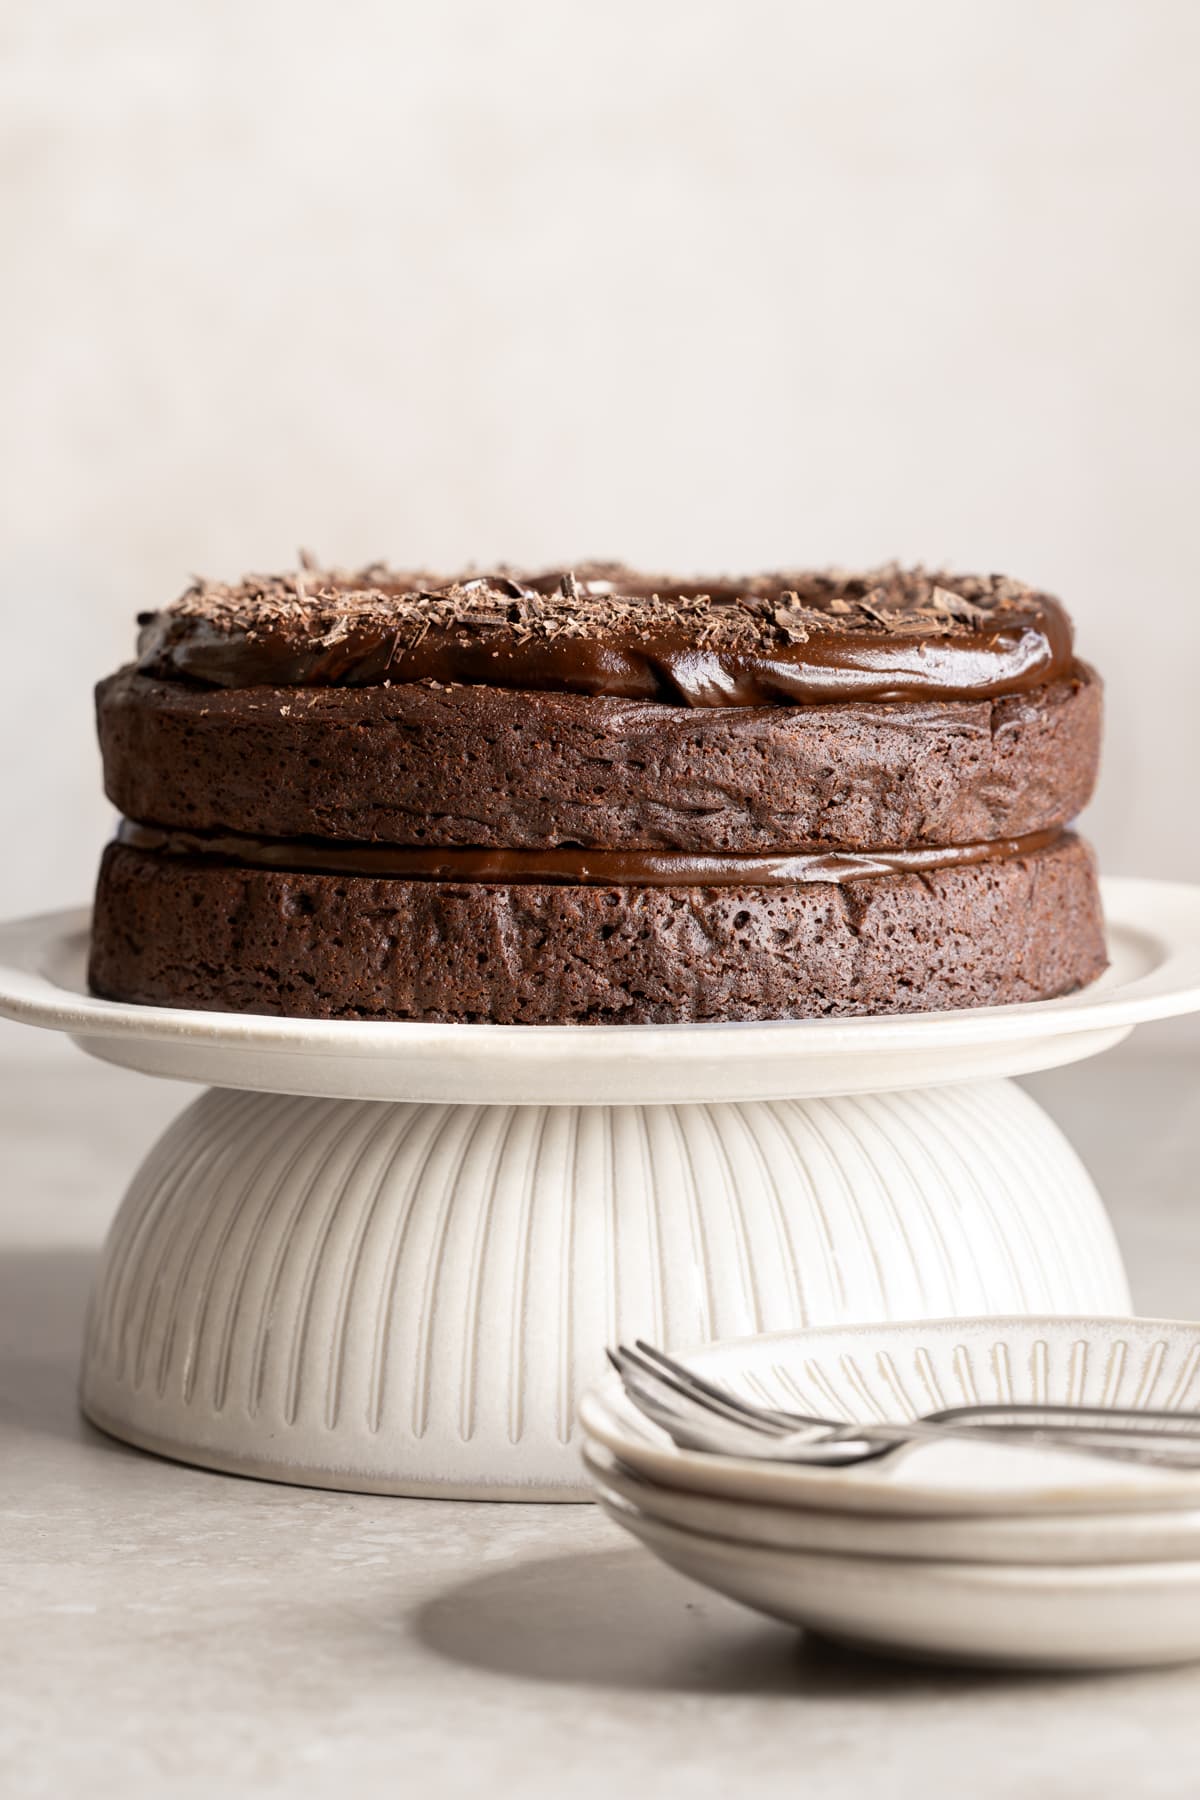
[{"x1": 2, "y1": 0, "x2": 1199, "y2": 922}]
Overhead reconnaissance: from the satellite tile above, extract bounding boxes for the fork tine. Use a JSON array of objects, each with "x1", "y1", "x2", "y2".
[
  {"x1": 614, "y1": 1344, "x2": 772, "y2": 1427},
  {"x1": 611, "y1": 1350, "x2": 897, "y2": 1463},
  {"x1": 614, "y1": 1367, "x2": 781, "y2": 1455},
  {"x1": 632, "y1": 1338, "x2": 826, "y2": 1431},
  {"x1": 613, "y1": 1344, "x2": 787, "y2": 1437}
]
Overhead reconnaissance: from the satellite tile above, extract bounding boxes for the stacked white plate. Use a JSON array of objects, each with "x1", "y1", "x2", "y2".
[{"x1": 580, "y1": 1316, "x2": 1200, "y2": 1669}]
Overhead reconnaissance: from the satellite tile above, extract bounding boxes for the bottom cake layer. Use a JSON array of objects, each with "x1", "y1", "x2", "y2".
[{"x1": 88, "y1": 835, "x2": 1106, "y2": 1025}]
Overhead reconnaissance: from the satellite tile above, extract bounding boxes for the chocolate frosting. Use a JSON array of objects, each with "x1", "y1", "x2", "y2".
[
  {"x1": 134, "y1": 562, "x2": 1075, "y2": 707},
  {"x1": 117, "y1": 821, "x2": 1067, "y2": 886}
]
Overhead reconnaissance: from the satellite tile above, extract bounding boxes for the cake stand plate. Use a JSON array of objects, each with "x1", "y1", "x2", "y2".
[{"x1": 2, "y1": 877, "x2": 1199, "y2": 1500}]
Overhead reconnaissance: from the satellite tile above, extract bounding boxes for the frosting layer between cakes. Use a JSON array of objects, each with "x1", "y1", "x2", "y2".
[{"x1": 114, "y1": 819, "x2": 1065, "y2": 884}]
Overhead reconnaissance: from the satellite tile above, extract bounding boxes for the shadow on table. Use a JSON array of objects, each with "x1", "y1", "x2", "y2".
[
  {"x1": 412, "y1": 1545, "x2": 1126, "y2": 1698},
  {"x1": 0, "y1": 1246, "x2": 132, "y2": 1456}
]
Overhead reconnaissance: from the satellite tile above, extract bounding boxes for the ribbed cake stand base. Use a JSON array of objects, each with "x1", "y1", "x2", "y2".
[
  {"x1": 2, "y1": 881, "x2": 1199, "y2": 1500},
  {"x1": 78, "y1": 1081, "x2": 1127, "y2": 1499}
]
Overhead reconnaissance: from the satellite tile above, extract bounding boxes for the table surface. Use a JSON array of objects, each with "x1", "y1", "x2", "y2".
[{"x1": 3, "y1": 1025, "x2": 1200, "y2": 1800}]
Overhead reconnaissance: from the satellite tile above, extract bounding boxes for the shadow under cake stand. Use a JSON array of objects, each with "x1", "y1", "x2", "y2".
[{"x1": 2, "y1": 876, "x2": 1200, "y2": 1501}]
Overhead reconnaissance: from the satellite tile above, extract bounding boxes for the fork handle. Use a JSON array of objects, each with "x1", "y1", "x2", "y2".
[{"x1": 816, "y1": 1418, "x2": 1200, "y2": 1467}]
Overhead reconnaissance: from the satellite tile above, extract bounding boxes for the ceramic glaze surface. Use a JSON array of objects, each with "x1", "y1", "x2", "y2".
[
  {"x1": 82, "y1": 1080, "x2": 1129, "y2": 1498},
  {"x1": 584, "y1": 1441, "x2": 1200, "y2": 1565},
  {"x1": 599, "y1": 1499, "x2": 1200, "y2": 1669}
]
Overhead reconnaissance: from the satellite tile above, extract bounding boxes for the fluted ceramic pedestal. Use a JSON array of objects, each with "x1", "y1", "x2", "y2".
[{"x1": 80, "y1": 1080, "x2": 1129, "y2": 1499}]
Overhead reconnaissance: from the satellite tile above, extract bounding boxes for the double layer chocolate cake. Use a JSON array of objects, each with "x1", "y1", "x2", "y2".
[{"x1": 89, "y1": 563, "x2": 1106, "y2": 1024}]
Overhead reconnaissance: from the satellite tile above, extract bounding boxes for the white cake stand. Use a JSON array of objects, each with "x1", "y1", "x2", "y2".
[{"x1": 3, "y1": 876, "x2": 1200, "y2": 1501}]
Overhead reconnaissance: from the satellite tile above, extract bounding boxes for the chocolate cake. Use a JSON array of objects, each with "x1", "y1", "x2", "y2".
[{"x1": 89, "y1": 562, "x2": 1106, "y2": 1024}]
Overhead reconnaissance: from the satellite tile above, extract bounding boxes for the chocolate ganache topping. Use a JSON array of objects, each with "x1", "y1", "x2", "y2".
[{"x1": 135, "y1": 562, "x2": 1075, "y2": 708}]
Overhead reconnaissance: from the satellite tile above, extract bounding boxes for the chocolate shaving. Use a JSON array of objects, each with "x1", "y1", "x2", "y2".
[
  {"x1": 773, "y1": 595, "x2": 811, "y2": 644},
  {"x1": 856, "y1": 590, "x2": 891, "y2": 626},
  {"x1": 931, "y1": 585, "x2": 990, "y2": 627}
]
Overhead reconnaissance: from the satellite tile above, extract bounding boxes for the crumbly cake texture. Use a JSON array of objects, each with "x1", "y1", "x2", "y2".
[
  {"x1": 89, "y1": 835, "x2": 1105, "y2": 1026},
  {"x1": 97, "y1": 664, "x2": 1101, "y2": 853},
  {"x1": 141, "y1": 560, "x2": 1053, "y2": 657}
]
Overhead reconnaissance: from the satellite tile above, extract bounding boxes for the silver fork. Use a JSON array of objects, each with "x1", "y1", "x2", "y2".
[
  {"x1": 615, "y1": 1341, "x2": 1200, "y2": 1469},
  {"x1": 609, "y1": 1347, "x2": 894, "y2": 1465},
  {"x1": 631, "y1": 1340, "x2": 1200, "y2": 1447},
  {"x1": 633, "y1": 1340, "x2": 1200, "y2": 1441}
]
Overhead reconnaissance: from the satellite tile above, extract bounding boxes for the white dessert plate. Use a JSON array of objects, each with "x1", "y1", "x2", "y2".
[
  {"x1": 579, "y1": 1316, "x2": 1200, "y2": 1516},
  {"x1": 1, "y1": 877, "x2": 1199, "y2": 1102},
  {"x1": 598, "y1": 1493, "x2": 1200, "y2": 1669},
  {"x1": 584, "y1": 1440, "x2": 1200, "y2": 1565}
]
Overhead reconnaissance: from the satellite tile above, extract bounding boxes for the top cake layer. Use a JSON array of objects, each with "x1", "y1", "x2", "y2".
[{"x1": 135, "y1": 562, "x2": 1074, "y2": 707}]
